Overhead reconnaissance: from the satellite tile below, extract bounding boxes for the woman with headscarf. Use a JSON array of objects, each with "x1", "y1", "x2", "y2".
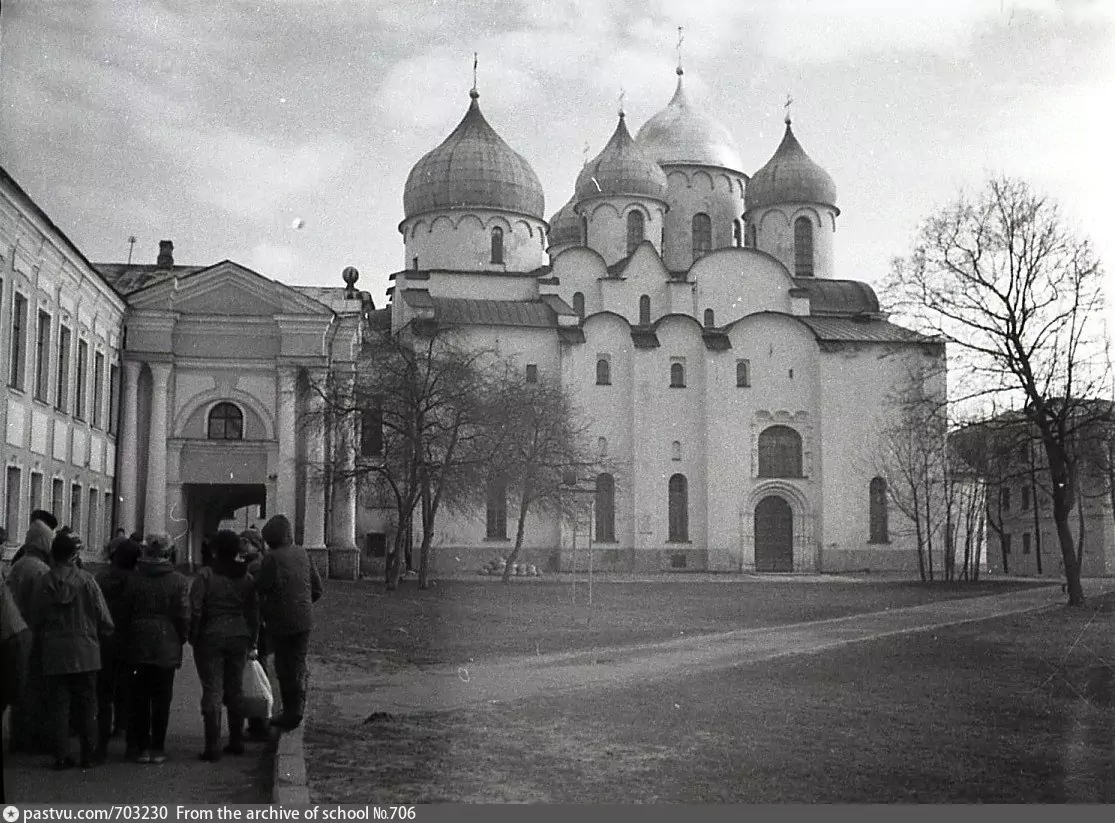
[
  {"x1": 94, "y1": 538, "x2": 142, "y2": 761},
  {"x1": 189, "y1": 530, "x2": 258, "y2": 761},
  {"x1": 238, "y1": 528, "x2": 270, "y2": 741}
]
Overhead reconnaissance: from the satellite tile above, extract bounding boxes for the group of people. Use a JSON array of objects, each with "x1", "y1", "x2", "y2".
[{"x1": 0, "y1": 510, "x2": 323, "y2": 770}]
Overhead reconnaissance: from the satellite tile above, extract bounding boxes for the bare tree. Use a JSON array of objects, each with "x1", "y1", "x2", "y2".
[{"x1": 887, "y1": 176, "x2": 1110, "y2": 606}]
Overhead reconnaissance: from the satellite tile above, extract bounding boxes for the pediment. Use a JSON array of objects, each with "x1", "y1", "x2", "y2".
[
  {"x1": 622, "y1": 242, "x2": 671, "y2": 282},
  {"x1": 125, "y1": 261, "x2": 333, "y2": 317}
]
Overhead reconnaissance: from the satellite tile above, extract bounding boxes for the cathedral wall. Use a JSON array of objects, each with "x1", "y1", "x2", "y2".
[
  {"x1": 402, "y1": 210, "x2": 547, "y2": 272},
  {"x1": 418, "y1": 271, "x2": 541, "y2": 303},
  {"x1": 578, "y1": 198, "x2": 666, "y2": 266},
  {"x1": 752, "y1": 205, "x2": 837, "y2": 279},
  {"x1": 660, "y1": 167, "x2": 747, "y2": 272},
  {"x1": 692, "y1": 250, "x2": 794, "y2": 325}
]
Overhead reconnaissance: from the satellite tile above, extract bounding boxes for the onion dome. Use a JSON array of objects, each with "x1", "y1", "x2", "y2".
[
  {"x1": 548, "y1": 196, "x2": 581, "y2": 248},
  {"x1": 575, "y1": 113, "x2": 668, "y2": 202},
  {"x1": 635, "y1": 70, "x2": 744, "y2": 172},
  {"x1": 745, "y1": 120, "x2": 837, "y2": 213},
  {"x1": 403, "y1": 90, "x2": 545, "y2": 220}
]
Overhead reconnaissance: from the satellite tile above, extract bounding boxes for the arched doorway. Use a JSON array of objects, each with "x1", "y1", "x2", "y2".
[{"x1": 755, "y1": 495, "x2": 793, "y2": 572}]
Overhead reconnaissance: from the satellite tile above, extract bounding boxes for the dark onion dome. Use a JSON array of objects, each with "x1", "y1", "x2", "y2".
[
  {"x1": 403, "y1": 90, "x2": 545, "y2": 220},
  {"x1": 575, "y1": 113, "x2": 669, "y2": 202},
  {"x1": 745, "y1": 121, "x2": 837, "y2": 213},
  {"x1": 635, "y1": 71, "x2": 744, "y2": 172},
  {"x1": 548, "y1": 195, "x2": 581, "y2": 247}
]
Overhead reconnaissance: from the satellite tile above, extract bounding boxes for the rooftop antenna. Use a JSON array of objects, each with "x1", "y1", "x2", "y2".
[
  {"x1": 126, "y1": 235, "x2": 136, "y2": 266},
  {"x1": 676, "y1": 26, "x2": 684, "y2": 75},
  {"x1": 471, "y1": 52, "x2": 479, "y2": 99},
  {"x1": 784, "y1": 93, "x2": 793, "y2": 125}
]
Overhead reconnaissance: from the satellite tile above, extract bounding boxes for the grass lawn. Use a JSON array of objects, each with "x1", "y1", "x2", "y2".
[
  {"x1": 310, "y1": 576, "x2": 1049, "y2": 669},
  {"x1": 306, "y1": 589, "x2": 1114, "y2": 803}
]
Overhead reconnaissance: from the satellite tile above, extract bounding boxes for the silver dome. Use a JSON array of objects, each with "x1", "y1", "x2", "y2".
[{"x1": 635, "y1": 72, "x2": 744, "y2": 172}]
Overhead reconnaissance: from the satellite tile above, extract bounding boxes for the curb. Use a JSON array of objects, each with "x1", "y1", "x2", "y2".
[{"x1": 271, "y1": 724, "x2": 309, "y2": 805}]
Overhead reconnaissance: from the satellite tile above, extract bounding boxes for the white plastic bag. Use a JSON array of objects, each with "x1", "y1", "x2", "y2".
[{"x1": 241, "y1": 658, "x2": 274, "y2": 720}]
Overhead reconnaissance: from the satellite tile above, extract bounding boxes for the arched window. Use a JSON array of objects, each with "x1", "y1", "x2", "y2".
[
  {"x1": 581, "y1": 215, "x2": 589, "y2": 247},
  {"x1": 692, "y1": 212, "x2": 712, "y2": 260},
  {"x1": 573, "y1": 292, "x2": 585, "y2": 320},
  {"x1": 596, "y1": 357, "x2": 611, "y2": 386},
  {"x1": 626, "y1": 210, "x2": 645, "y2": 256},
  {"x1": 595, "y1": 473, "x2": 616, "y2": 542},
  {"x1": 869, "y1": 477, "x2": 889, "y2": 543},
  {"x1": 736, "y1": 359, "x2": 750, "y2": 388},
  {"x1": 207, "y1": 402, "x2": 243, "y2": 440},
  {"x1": 597, "y1": 436, "x2": 608, "y2": 457},
  {"x1": 745, "y1": 223, "x2": 757, "y2": 248},
  {"x1": 486, "y1": 475, "x2": 507, "y2": 539},
  {"x1": 672, "y1": 440, "x2": 682, "y2": 461},
  {"x1": 639, "y1": 295, "x2": 651, "y2": 326},
  {"x1": 703, "y1": 308, "x2": 715, "y2": 328},
  {"x1": 794, "y1": 216, "x2": 814, "y2": 277},
  {"x1": 668, "y1": 474, "x2": 688, "y2": 542},
  {"x1": 490, "y1": 227, "x2": 504, "y2": 264},
  {"x1": 733, "y1": 219, "x2": 742, "y2": 247},
  {"x1": 670, "y1": 362, "x2": 685, "y2": 388},
  {"x1": 360, "y1": 408, "x2": 383, "y2": 457},
  {"x1": 758, "y1": 425, "x2": 803, "y2": 478}
]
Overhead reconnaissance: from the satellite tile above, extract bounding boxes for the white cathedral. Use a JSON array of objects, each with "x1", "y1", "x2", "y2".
[{"x1": 1, "y1": 64, "x2": 944, "y2": 577}]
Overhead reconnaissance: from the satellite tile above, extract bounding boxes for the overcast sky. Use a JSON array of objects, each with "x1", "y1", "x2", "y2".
[{"x1": 2, "y1": 0, "x2": 1113, "y2": 332}]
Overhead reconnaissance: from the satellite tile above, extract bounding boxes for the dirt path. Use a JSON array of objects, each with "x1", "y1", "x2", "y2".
[{"x1": 314, "y1": 579, "x2": 1115, "y2": 721}]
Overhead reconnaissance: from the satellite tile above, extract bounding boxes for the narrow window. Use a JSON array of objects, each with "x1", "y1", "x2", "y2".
[
  {"x1": 104, "y1": 491, "x2": 113, "y2": 542},
  {"x1": 595, "y1": 356, "x2": 611, "y2": 386},
  {"x1": 672, "y1": 441, "x2": 681, "y2": 461},
  {"x1": 595, "y1": 473, "x2": 616, "y2": 542},
  {"x1": 108, "y1": 363, "x2": 119, "y2": 435},
  {"x1": 93, "y1": 352, "x2": 105, "y2": 429},
  {"x1": 1000, "y1": 486, "x2": 1011, "y2": 511},
  {"x1": 733, "y1": 219, "x2": 742, "y2": 247},
  {"x1": 5, "y1": 467, "x2": 21, "y2": 537},
  {"x1": 703, "y1": 308, "x2": 715, "y2": 328},
  {"x1": 869, "y1": 476, "x2": 889, "y2": 543},
  {"x1": 581, "y1": 215, "x2": 589, "y2": 247},
  {"x1": 692, "y1": 212, "x2": 712, "y2": 260},
  {"x1": 87, "y1": 488, "x2": 99, "y2": 549},
  {"x1": 525, "y1": 364, "x2": 538, "y2": 383},
  {"x1": 1022, "y1": 533, "x2": 1031, "y2": 555},
  {"x1": 670, "y1": 361, "x2": 685, "y2": 388},
  {"x1": 1021, "y1": 486, "x2": 1031, "y2": 511},
  {"x1": 70, "y1": 483, "x2": 81, "y2": 534},
  {"x1": 486, "y1": 475, "x2": 507, "y2": 539},
  {"x1": 745, "y1": 223, "x2": 757, "y2": 248},
  {"x1": 573, "y1": 292, "x2": 585, "y2": 320},
  {"x1": 490, "y1": 227, "x2": 504, "y2": 264},
  {"x1": 35, "y1": 310, "x2": 50, "y2": 401},
  {"x1": 29, "y1": 472, "x2": 43, "y2": 513},
  {"x1": 758, "y1": 425, "x2": 803, "y2": 478},
  {"x1": 75, "y1": 339, "x2": 88, "y2": 419},
  {"x1": 207, "y1": 402, "x2": 244, "y2": 440},
  {"x1": 56, "y1": 326, "x2": 71, "y2": 412},
  {"x1": 639, "y1": 295, "x2": 651, "y2": 326},
  {"x1": 52, "y1": 478, "x2": 64, "y2": 517},
  {"x1": 1002, "y1": 534, "x2": 1012, "y2": 554},
  {"x1": 597, "y1": 436, "x2": 607, "y2": 457},
  {"x1": 360, "y1": 408, "x2": 383, "y2": 457},
  {"x1": 668, "y1": 474, "x2": 688, "y2": 542},
  {"x1": 1018, "y1": 442, "x2": 1030, "y2": 463},
  {"x1": 626, "y1": 210, "x2": 645, "y2": 256},
  {"x1": 9, "y1": 293, "x2": 27, "y2": 390},
  {"x1": 412, "y1": 256, "x2": 418, "y2": 271},
  {"x1": 794, "y1": 216, "x2": 814, "y2": 277},
  {"x1": 736, "y1": 359, "x2": 750, "y2": 388}
]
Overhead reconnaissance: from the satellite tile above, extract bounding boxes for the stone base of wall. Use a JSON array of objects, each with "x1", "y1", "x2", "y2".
[
  {"x1": 820, "y1": 547, "x2": 919, "y2": 573},
  {"x1": 306, "y1": 547, "x2": 329, "y2": 580},
  {"x1": 328, "y1": 546, "x2": 361, "y2": 580}
]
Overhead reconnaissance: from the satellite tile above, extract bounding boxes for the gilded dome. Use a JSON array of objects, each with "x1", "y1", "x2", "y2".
[
  {"x1": 403, "y1": 91, "x2": 545, "y2": 220},
  {"x1": 745, "y1": 121, "x2": 837, "y2": 213},
  {"x1": 635, "y1": 72, "x2": 744, "y2": 172},
  {"x1": 575, "y1": 114, "x2": 669, "y2": 203},
  {"x1": 548, "y1": 196, "x2": 581, "y2": 248}
]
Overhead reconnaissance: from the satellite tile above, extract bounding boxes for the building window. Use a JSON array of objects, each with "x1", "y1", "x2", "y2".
[
  {"x1": 1000, "y1": 486, "x2": 1011, "y2": 511},
  {"x1": 1001, "y1": 533, "x2": 1012, "y2": 555},
  {"x1": 581, "y1": 215, "x2": 589, "y2": 247},
  {"x1": 75, "y1": 340, "x2": 88, "y2": 420},
  {"x1": 108, "y1": 363, "x2": 119, "y2": 435},
  {"x1": 573, "y1": 292, "x2": 585, "y2": 320},
  {"x1": 490, "y1": 227, "x2": 504, "y2": 264},
  {"x1": 93, "y1": 352, "x2": 105, "y2": 429},
  {"x1": 56, "y1": 326, "x2": 71, "y2": 412},
  {"x1": 596, "y1": 356, "x2": 611, "y2": 386},
  {"x1": 736, "y1": 359, "x2": 750, "y2": 388},
  {"x1": 639, "y1": 295, "x2": 651, "y2": 326},
  {"x1": 758, "y1": 425, "x2": 803, "y2": 478},
  {"x1": 597, "y1": 436, "x2": 607, "y2": 457},
  {"x1": 525, "y1": 364, "x2": 538, "y2": 383},
  {"x1": 670, "y1": 361, "x2": 686, "y2": 388},
  {"x1": 745, "y1": 223, "x2": 757, "y2": 248},
  {"x1": 869, "y1": 476, "x2": 889, "y2": 543},
  {"x1": 9, "y1": 293, "x2": 27, "y2": 390},
  {"x1": 360, "y1": 408, "x2": 383, "y2": 457},
  {"x1": 88, "y1": 488, "x2": 99, "y2": 549},
  {"x1": 70, "y1": 483, "x2": 81, "y2": 534},
  {"x1": 1018, "y1": 442, "x2": 1031, "y2": 464},
  {"x1": 794, "y1": 216, "x2": 814, "y2": 277},
  {"x1": 29, "y1": 472, "x2": 43, "y2": 513},
  {"x1": 52, "y1": 478, "x2": 64, "y2": 517},
  {"x1": 733, "y1": 219, "x2": 742, "y2": 248},
  {"x1": 626, "y1": 210, "x2": 645, "y2": 256},
  {"x1": 1021, "y1": 485, "x2": 1031, "y2": 511},
  {"x1": 692, "y1": 213, "x2": 712, "y2": 260},
  {"x1": 5, "y1": 467, "x2": 21, "y2": 538},
  {"x1": 703, "y1": 309, "x2": 715, "y2": 328},
  {"x1": 35, "y1": 310, "x2": 51, "y2": 401},
  {"x1": 672, "y1": 440, "x2": 681, "y2": 461},
  {"x1": 486, "y1": 475, "x2": 507, "y2": 539},
  {"x1": 1022, "y1": 532, "x2": 1031, "y2": 555},
  {"x1": 595, "y1": 473, "x2": 616, "y2": 542},
  {"x1": 104, "y1": 491, "x2": 113, "y2": 542},
  {"x1": 668, "y1": 473, "x2": 688, "y2": 542},
  {"x1": 207, "y1": 402, "x2": 244, "y2": 440}
]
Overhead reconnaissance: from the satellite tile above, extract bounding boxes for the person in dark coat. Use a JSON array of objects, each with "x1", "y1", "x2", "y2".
[
  {"x1": 7, "y1": 518, "x2": 55, "y2": 753},
  {"x1": 94, "y1": 539, "x2": 142, "y2": 760},
  {"x1": 239, "y1": 528, "x2": 270, "y2": 741},
  {"x1": 189, "y1": 530, "x2": 258, "y2": 761},
  {"x1": 255, "y1": 514, "x2": 322, "y2": 731},
  {"x1": 29, "y1": 532, "x2": 114, "y2": 769},
  {"x1": 1, "y1": 561, "x2": 31, "y2": 723},
  {"x1": 125, "y1": 533, "x2": 190, "y2": 764}
]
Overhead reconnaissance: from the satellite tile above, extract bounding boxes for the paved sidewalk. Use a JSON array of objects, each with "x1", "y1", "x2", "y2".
[
  {"x1": 316, "y1": 578, "x2": 1115, "y2": 720},
  {"x1": 2, "y1": 645, "x2": 273, "y2": 804}
]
